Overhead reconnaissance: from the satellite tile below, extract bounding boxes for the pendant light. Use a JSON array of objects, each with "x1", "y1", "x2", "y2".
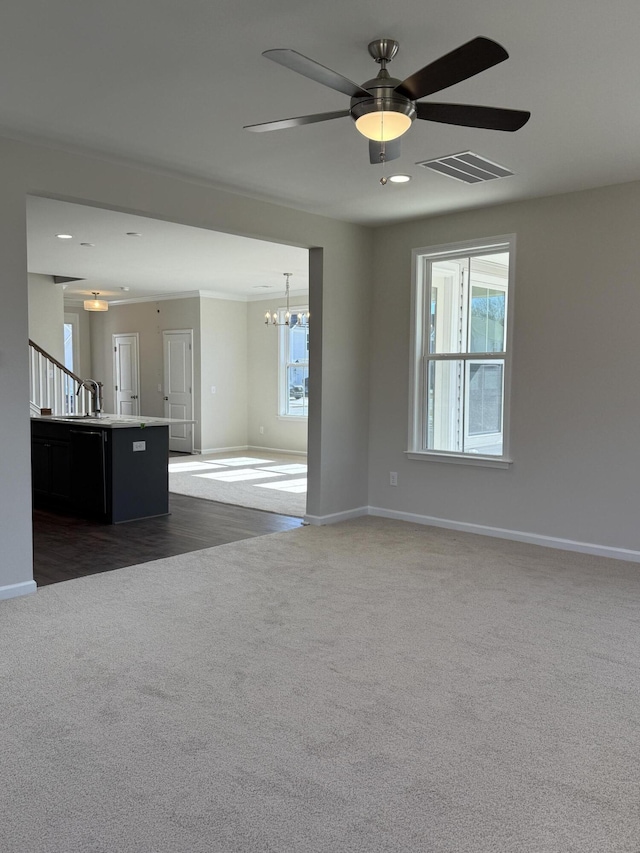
[{"x1": 84, "y1": 291, "x2": 108, "y2": 312}]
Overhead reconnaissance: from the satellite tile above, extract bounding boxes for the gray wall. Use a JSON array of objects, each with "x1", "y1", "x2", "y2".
[
  {"x1": 200, "y1": 296, "x2": 248, "y2": 452},
  {"x1": 86, "y1": 291, "x2": 308, "y2": 456},
  {"x1": 368, "y1": 180, "x2": 640, "y2": 551},
  {"x1": 0, "y1": 134, "x2": 372, "y2": 598},
  {"x1": 90, "y1": 297, "x2": 202, "y2": 447},
  {"x1": 28, "y1": 274, "x2": 64, "y2": 361}
]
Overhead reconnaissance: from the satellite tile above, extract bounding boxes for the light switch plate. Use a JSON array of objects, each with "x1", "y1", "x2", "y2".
[{"x1": 133, "y1": 441, "x2": 146, "y2": 452}]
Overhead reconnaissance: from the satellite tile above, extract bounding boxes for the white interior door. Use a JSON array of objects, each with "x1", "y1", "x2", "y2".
[
  {"x1": 113, "y1": 333, "x2": 140, "y2": 416},
  {"x1": 163, "y1": 330, "x2": 193, "y2": 452}
]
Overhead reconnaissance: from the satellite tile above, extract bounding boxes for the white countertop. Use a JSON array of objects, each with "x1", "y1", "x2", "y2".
[{"x1": 32, "y1": 414, "x2": 196, "y2": 429}]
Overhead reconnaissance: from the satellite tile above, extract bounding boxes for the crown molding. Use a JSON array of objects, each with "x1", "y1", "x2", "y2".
[{"x1": 64, "y1": 288, "x2": 309, "y2": 308}]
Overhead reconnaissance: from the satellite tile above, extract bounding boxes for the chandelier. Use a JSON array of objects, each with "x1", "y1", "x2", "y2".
[{"x1": 264, "y1": 273, "x2": 310, "y2": 327}]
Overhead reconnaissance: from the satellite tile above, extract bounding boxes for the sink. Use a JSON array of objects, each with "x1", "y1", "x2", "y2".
[
  {"x1": 56, "y1": 416, "x2": 146, "y2": 427},
  {"x1": 56, "y1": 415, "x2": 104, "y2": 421}
]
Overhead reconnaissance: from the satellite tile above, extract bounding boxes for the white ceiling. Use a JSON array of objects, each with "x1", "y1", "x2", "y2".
[
  {"x1": 5, "y1": 0, "x2": 640, "y2": 228},
  {"x1": 26, "y1": 197, "x2": 309, "y2": 301}
]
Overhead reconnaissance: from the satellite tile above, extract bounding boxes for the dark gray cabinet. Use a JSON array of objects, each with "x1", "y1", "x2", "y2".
[
  {"x1": 31, "y1": 420, "x2": 169, "y2": 523},
  {"x1": 69, "y1": 428, "x2": 108, "y2": 516},
  {"x1": 32, "y1": 434, "x2": 73, "y2": 505}
]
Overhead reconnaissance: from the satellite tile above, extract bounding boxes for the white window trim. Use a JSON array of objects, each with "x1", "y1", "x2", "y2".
[
  {"x1": 63, "y1": 312, "x2": 80, "y2": 374},
  {"x1": 407, "y1": 234, "x2": 516, "y2": 468},
  {"x1": 278, "y1": 305, "x2": 309, "y2": 419}
]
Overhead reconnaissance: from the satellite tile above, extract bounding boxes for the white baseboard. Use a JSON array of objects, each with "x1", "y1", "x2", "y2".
[
  {"x1": 0, "y1": 580, "x2": 37, "y2": 601},
  {"x1": 194, "y1": 445, "x2": 307, "y2": 457},
  {"x1": 368, "y1": 506, "x2": 640, "y2": 563},
  {"x1": 305, "y1": 506, "x2": 369, "y2": 526},
  {"x1": 194, "y1": 445, "x2": 248, "y2": 456},
  {"x1": 248, "y1": 445, "x2": 307, "y2": 457}
]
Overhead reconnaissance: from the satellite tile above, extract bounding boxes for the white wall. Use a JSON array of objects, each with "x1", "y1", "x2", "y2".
[
  {"x1": 247, "y1": 294, "x2": 309, "y2": 454},
  {"x1": 27, "y1": 273, "x2": 64, "y2": 361},
  {"x1": 0, "y1": 134, "x2": 372, "y2": 599},
  {"x1": 368, "y1": 180, "x2": 640, "y2": 553},
  {"x1": 199, "y1": 296, "x2": 248, "y2": 452}
]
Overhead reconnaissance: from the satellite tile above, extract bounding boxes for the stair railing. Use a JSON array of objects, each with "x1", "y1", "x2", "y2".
[{"x1": 29, "y1": 339, "x2": 102, "y2": 416}]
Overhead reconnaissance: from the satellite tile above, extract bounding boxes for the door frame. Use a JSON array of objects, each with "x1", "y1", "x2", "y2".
[
  {"x1": 162, "y1": 328, "x2": 194, "y2": 453},
  {"x1": 112, "y1": 332, "x2": 141, "y2": 416}
]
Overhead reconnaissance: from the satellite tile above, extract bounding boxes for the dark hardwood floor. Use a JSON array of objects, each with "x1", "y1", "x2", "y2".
[{"x1": 32, "y1": 493, "x2": 303, "y2": 586}]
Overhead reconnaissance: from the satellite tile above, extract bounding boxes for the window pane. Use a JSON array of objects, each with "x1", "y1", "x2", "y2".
[
  {"x1": 63, "y1": 323, "x2": 74, "y2": 372},
  {"x1": 426, "y1": 358, "x2": 504, "y2": 456},
  {"x1": 426, "y1": 359, "x2": 463, "y2": 453},
  {"x1": 429, "y1": 258, "x2": 468, "y2": 354},
  {"x1": 286, "y1": 364, "x2": 309, "y2": 417},
  {"x1": 468, "y1": 252, "x2": 508, "y2": 353},
  {"x1": 289, "y1": 318, "x2": 309, "y2": 362},
  {"x1": 466, "y1": 361, "x2": 504, "y2": 456},
  {"x1": 470, "y1": 287, "x2": 506, "y2": 352}
]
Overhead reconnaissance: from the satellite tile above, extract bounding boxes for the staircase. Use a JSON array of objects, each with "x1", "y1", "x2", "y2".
[{"x1": 29, "y1": 339, "x2": 102, "y2": 417}]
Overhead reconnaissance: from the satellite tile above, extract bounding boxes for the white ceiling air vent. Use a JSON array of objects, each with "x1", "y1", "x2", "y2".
[{"x1": 417, "y1": 151, "x2": 514, "y2": 184}]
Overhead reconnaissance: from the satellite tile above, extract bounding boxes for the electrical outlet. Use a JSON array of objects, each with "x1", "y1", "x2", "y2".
[
  {"x1": 211, "y1": 386, "x2": 216, "y2": 394},
  {"x1": 390, "y1": 471, "x2": 398, "y2": 486},
  {"x1": 133, "y1": 441, "x2": 146, "y2": 452},
  {"x1": 259, "y1": 426, "x2": 264, "y2": 435}
]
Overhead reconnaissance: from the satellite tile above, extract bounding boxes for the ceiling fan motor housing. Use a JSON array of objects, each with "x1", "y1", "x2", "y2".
[{"x1": 349, "y1": 68, "x2": 416, "y2": 132}]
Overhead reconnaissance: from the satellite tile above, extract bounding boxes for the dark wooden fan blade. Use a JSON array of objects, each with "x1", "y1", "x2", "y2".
[
  {"x1": 369, "y1": 138, "x2": 401, "y2": 164},
  {"x1": 395, "y1": 37, "x2": 509, "y2": 100},
  {"x1": 416, "y1": 102, "x2": 530, "y2": 131},
  {"x1": 244, "y1": 110, "x2": 351, "y2": 132},
  {"x1": 263, "y1": 49, "x2": 370, "y2": 99}
]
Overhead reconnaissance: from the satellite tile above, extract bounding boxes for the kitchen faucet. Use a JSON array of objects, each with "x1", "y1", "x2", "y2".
[{"x1": 81, "y1": 379, "x2": 103, "y2": 417}]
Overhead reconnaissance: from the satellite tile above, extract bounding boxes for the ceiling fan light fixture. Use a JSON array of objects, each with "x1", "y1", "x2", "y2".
[{"x1": 354, "y1": 110, "x2": 412, "y2": 142}]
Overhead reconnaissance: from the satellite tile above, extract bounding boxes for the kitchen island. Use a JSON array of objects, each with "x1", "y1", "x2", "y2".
[{"x1": 31, "y1": 414, "x2": 194, "y2": 523}]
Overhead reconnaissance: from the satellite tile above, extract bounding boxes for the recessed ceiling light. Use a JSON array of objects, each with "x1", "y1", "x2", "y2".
[
  {"x1": 388, "y1": 174, "x2": 411, "y2": 183},
  {"x1": 56, "y1": 233, "x2": 73, "y2": 239},
  {"x1": 126, "y1": 232, "x2": 142, "y2": 237},
  {"x1": 80, "y1": 242, "x2": 95, "y2": 247}
]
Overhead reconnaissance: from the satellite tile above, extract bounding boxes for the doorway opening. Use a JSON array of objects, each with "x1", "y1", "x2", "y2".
[{"x1": 27, "y1": 195, "x2": 312, "y2": 581}]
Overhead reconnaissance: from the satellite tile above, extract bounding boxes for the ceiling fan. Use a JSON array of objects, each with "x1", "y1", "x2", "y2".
[{"x1": 244, "y1": 37, "x2": 530, "y2": 164}]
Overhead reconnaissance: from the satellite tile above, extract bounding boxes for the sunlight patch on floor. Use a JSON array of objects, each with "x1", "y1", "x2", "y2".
[
  {"x1": 195, "y1": 469, "x2": 281, "y2": 482},
  {"x1": 261, "y1": 464, "x2": 308, "y2": 475},
  {"x1": 210, "y1": 456, "x2": 274, "y2": 467},
  {"x1": 256, "y1": 478, "x2": 308, "y2": 493},
  {"x1": 168, "y1": 461, "x2": 225, "y2": 472}
]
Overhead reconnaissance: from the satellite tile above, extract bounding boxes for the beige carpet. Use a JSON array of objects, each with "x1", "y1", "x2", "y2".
[
  {"x1": 168, "y1": 451, "x2": 307, "y2": 517},
  {"x1": 3, "y1": 517, "x2": 640, "y2": 852}
]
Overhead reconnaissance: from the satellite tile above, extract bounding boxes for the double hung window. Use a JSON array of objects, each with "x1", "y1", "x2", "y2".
[
  {"x1": 409, "y1": 236, "x2": 514, "y2": 464},
  {"x1": 279, "y1": 310, "x2": 309, "y2": 418}
]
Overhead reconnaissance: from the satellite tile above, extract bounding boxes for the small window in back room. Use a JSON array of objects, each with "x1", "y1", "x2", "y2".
[
  {"x1": 63, "y1": 322, "x2": 74, "y2": 372},
  {"x1": 280, "y1": 308, "x2": 309, "y2": 418}
]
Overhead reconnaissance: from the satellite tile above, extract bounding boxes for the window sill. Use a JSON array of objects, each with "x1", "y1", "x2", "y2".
[
  {"x1": 405, "y1": 450, "x2": 512, "y2": 469},
  {"x1": 277, "y1": 415, "x2": 308, "y2": 422}
]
